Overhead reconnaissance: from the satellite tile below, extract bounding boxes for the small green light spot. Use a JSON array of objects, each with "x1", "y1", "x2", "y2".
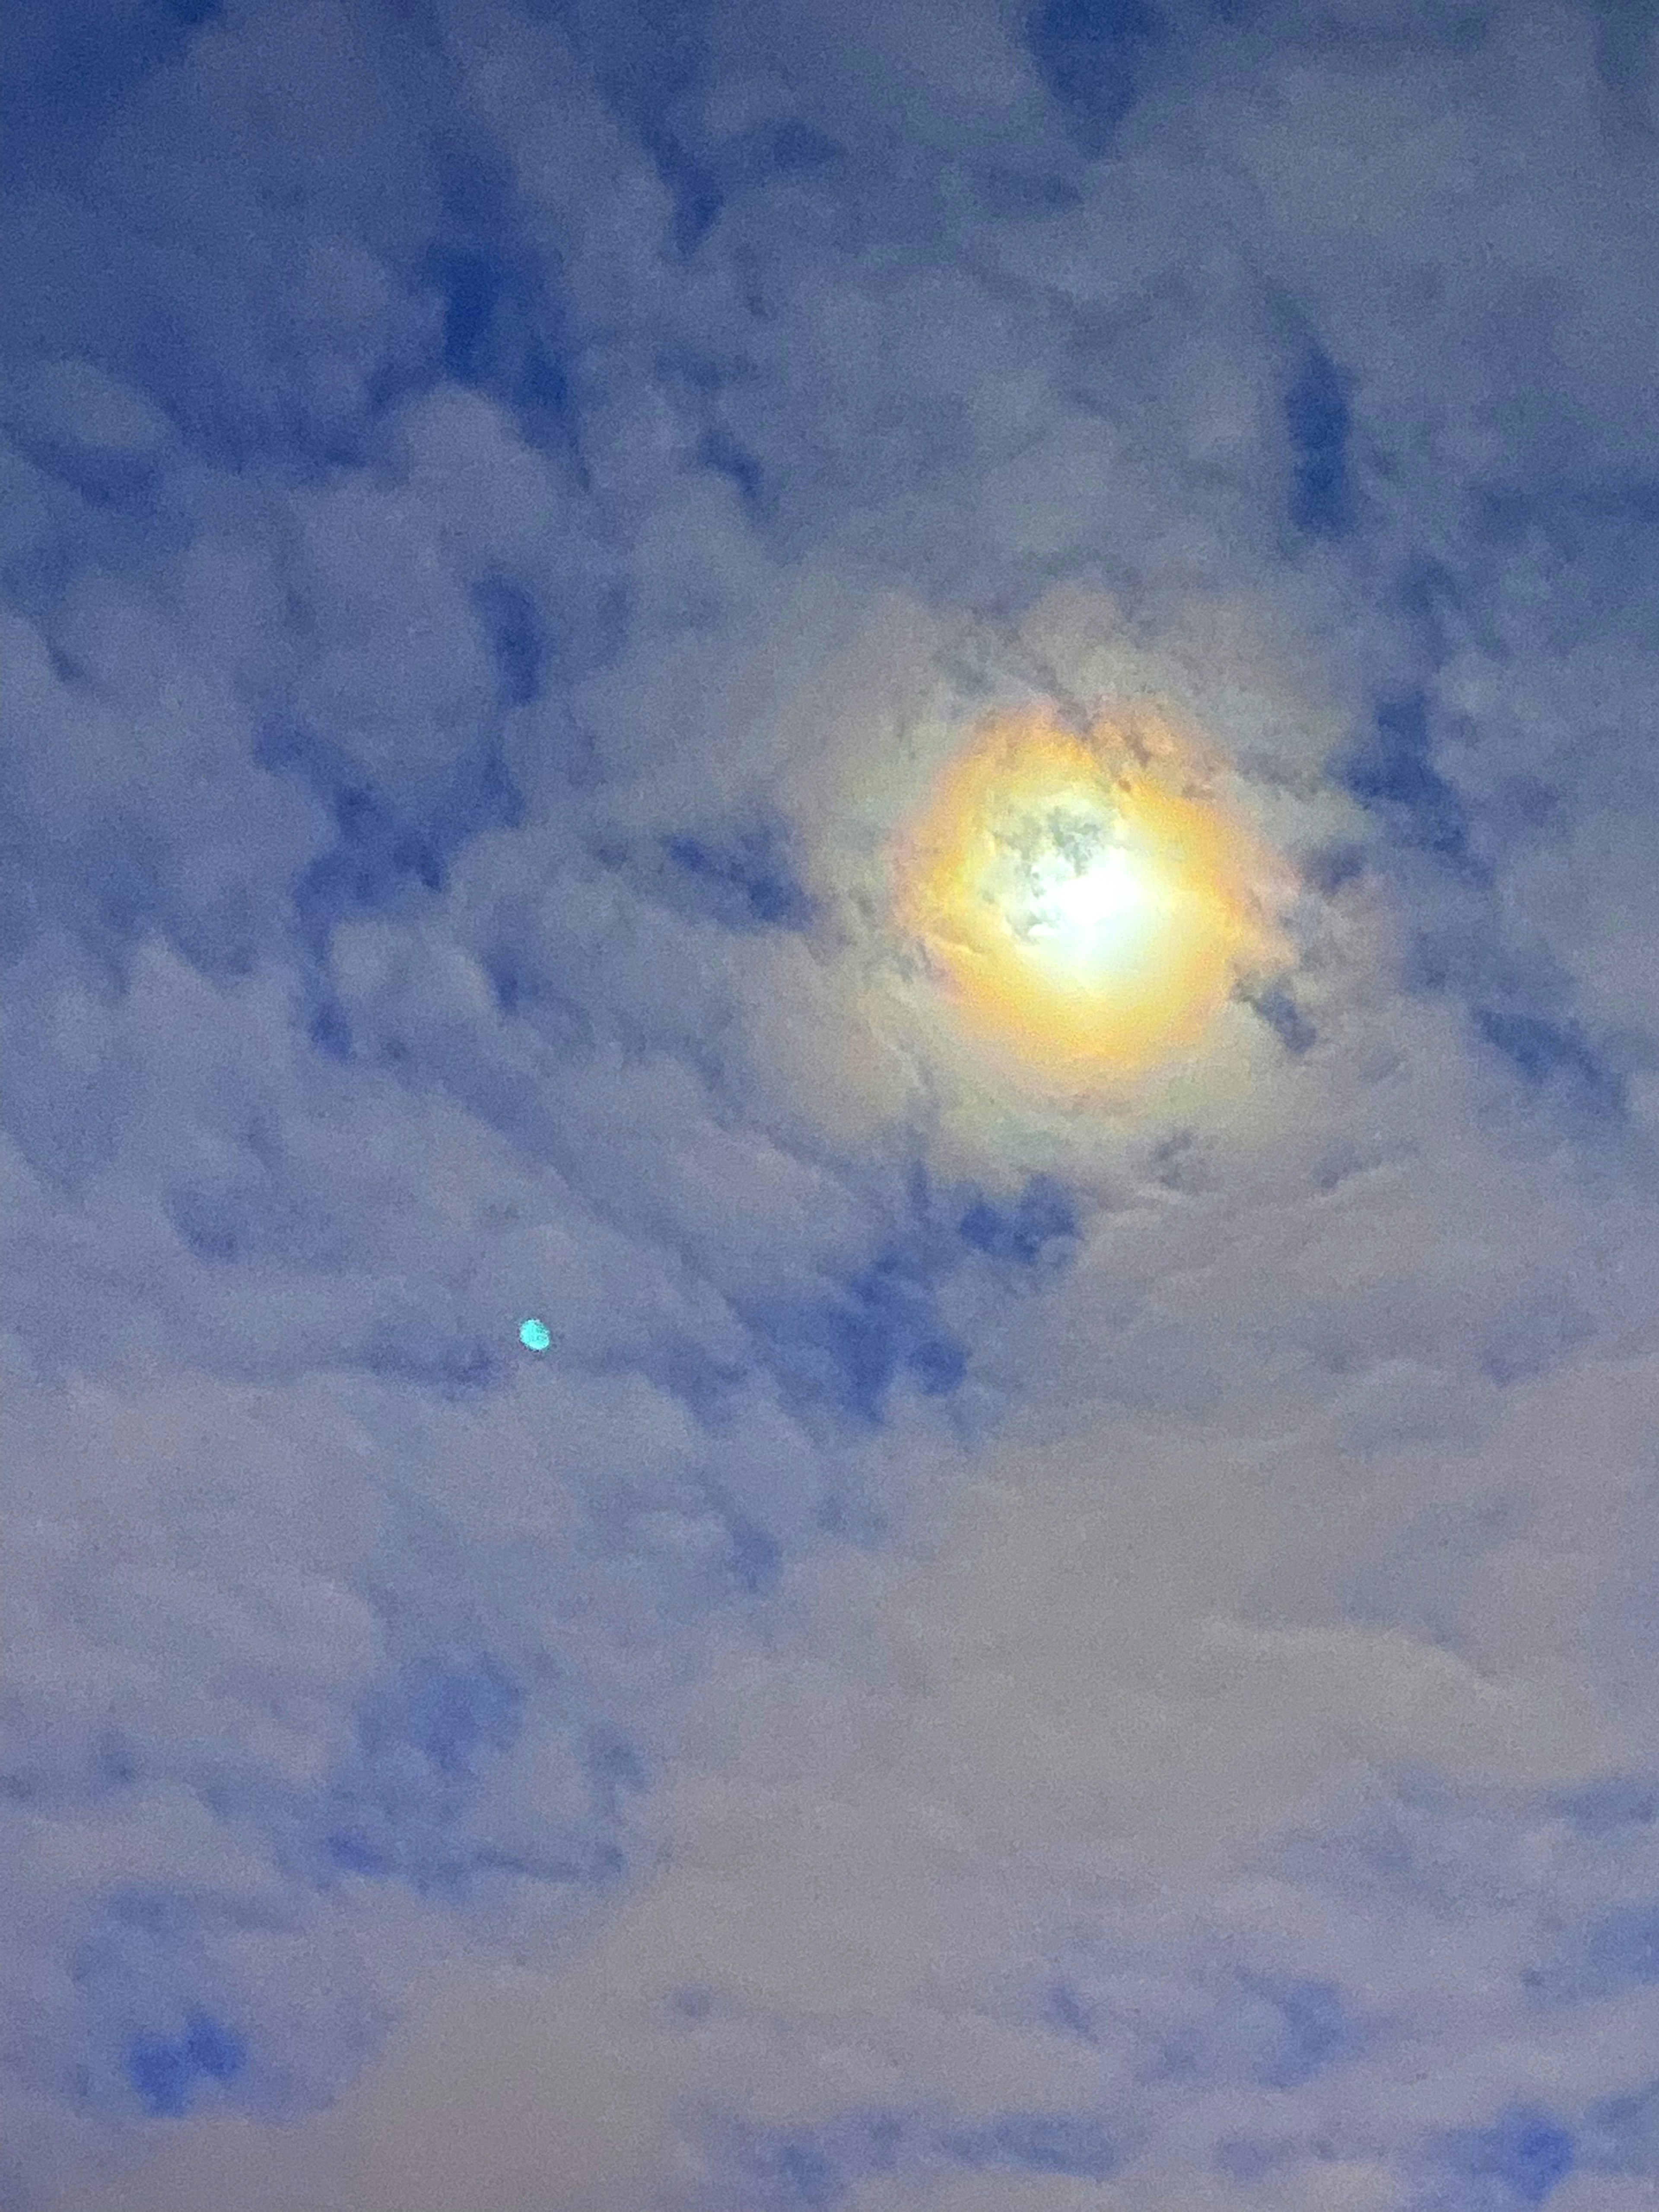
[{"x1": 518, "y1": 1317, "x2": 551, "y2": 1352}]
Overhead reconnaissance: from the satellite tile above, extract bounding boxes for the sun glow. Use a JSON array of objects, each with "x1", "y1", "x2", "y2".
[{"x1": 893, "y1": 705, "x2": 1295, "y2": 1085}]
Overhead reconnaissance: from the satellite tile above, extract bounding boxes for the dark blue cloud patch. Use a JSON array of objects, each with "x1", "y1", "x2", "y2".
[
  {"x1": 1591, "y1": 0, "x2": 1658, "y2": 133},
  {"x1": 1, "y1": 0, "x2": 218, "y2": 183},
  {"x1": 1526, "y1": 1897, "x2": 1659, "y2": 2005},
  {"x1": 651, "y1": 341, "x2": 775, "y2": 517},
  {"x1": 1232, "y1": 1970, "x2": 1356, "y2": 2090},
  {"x1": 1, "y1": 403, "x2": 171, "y2": 521},
  {"x1": 1578, "y1": 2078, "x2": 1659, "y2": 2179},
  {"x1": 1587, "y1": 1900, "x2": 1659, "y2": 1992},
  {"x1": 583, "y1": 1726, "x2": 651, "y2": 1825},
  {"x1": 908, "y1": 1332, "x2": 968, "y2": 1395},
  {"x1": 1471, "y1": 1007, "x2": 1627, "y2": 1124},
  {"x1": 163, "y1": 1118, "x2": 356, "y2": 1272},
  {"x1": 259, "y1": 721, "x2": 524, "y2": 951},
  {"x1": 1475, "y1": 479, "x2": 1659, "y2": 647},
  {"x1": 168, "y1": 1183, "x2": 286, "y2": 1270},
  {"x1": 305, "y1": 991, "x2": 355, "y2": 1064},
  {"x1": 317, "y1": 1652, "x2": 646, "y2": 1900},
  {"x1": 1, "y1": 604, "x2": 319, "y2": 991},
  {"x1": 1214, "y1": 2134, "x2": 1284, "y2": 2184},
  {"x1": 1339, "y1": 690, "x2": 1477, "y2": 868},
  {"x1": 1274, "y1": 1770, "x2": 1522, "y2": 1920},
  {"x1": 721, "y1": 1512, "x2": 784, "y2": 1598},
  {"x1": 359, "y1": 1325, "x2": 500, "y2": 1400},
  {"x1": 1551, "y1": 1774, "x2": 1659, "y2": 1836},
  {"x1": 89, "y1": 817, "x2": 170, "y2": 946},
  {"x1": 563, "y1": 0, "x2": 725, "y2": 253},
  {"x1": 1419, "y1": 2104, "x2": 1576, "y2": 2210},
  {"x1": 470, "y1": 575, "x2": 546, "y2": 708},
  {"x1": 662, "y1": 821, "x2": 814, "y2": 932},
  {"x1": 1192, "y1": 1972, "x2": 1360, "y2": 2090},
  {"x1": 428, "y1": 243, "x2": 576, "y2": 448},
  {"x1": 779, "y1": 1248, "x2": 967, "y2": 1422},
  {"x1": 1027, "y1": 0, "x2": 1163, "y2": 154},
  {"x1": 941, "y1": 2108, "x2": 1122, "y2": 2179},
  {"x1": 295, "y1": 788, "x2": 445, "y2": 936},
  {"x1": 763, "y1": 119, "x2": 844, "y2": 184},
  {"x1": 1239, "y1": 979, "x2": 1317, "y2": 1057},
  {"x1": 718, "y1": 2106, "x2": 909, "y2": 2210},
  {"x1": 1042, "y1": 1976, "x2": 1100, "y2": 2044},
  {"x1": 972, "y1": 168, "x2": 1084, "y2": 219},
  {"x1": 477, "y1": 934, "x2": 535, "y2": 1019},
  {"x1": 1301, "y1": 840, "x2": 1367, "y2": 896},
  {"x1": 1038, "y1": 1940, "x2": 1369, "y2": 2097},
  {"x1": 0, "y1": 800, "x2": 173, "y2": 984},
  {"x1": 958, "y1": 1174, "x2": 1078, "y2": 1267},
  {"x1": 438, "y1": 250, "x2": 517, "y2": 384},
  {"x1": 742, "y1": 2134, "x2": 851, "y2": 2211},
  {"x1": 755, "y1": 1249, "x2": 965, "y2": 1424},
  {"x1": 1, "y1": 1711, "x2": 142, "y2": 1825},
  {"x1": 697, "y1": 425, "x2": 772, "y2": 519},
  {"x1": 5, "y1": 23, "x2": 446, "y2": 468},
  {"x1": 320, "y1": 1650, "x2": 525, "y2": 1891},
  {"x1": 59, "y1": 1882, "x2": 379, "y2": 2129},
  {"x1": 1395, "y1": 551, "x2": 1473, "y2": 671},
  {"x1": 718, "y1": 2101, "x2": 1122, "y2": 2207},
  {"x1": 125, "y1": 2009, "x2": 245, "y2": 2120},
  {"x1": 657, "y1": 142, "x2": 727, "y2": 258},
  {"x1": 1284, "y1": 340, "x2": 1354, "y2": 539},
  {"x1": 641, "y1": 115, "x2": 846, "y2": 250}
]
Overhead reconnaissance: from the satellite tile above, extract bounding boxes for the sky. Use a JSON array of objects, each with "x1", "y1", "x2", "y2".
[{"x1": 3, "y1": 1, "x2": 1659, "y2": 2208}]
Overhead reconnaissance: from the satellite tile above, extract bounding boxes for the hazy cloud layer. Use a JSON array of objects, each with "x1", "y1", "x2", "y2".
[{"x1": 4, "y1": 2, "x2": 1659, "y2": 2208}]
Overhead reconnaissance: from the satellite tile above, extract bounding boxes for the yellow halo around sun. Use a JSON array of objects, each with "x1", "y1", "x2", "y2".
[{"x1": 893, "y1": 704, "x2": 1295, "y2": 1084}]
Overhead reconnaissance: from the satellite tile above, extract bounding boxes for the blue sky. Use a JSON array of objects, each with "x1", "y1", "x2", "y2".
[{"x1": 4, "y1": 1, "x2": 1659, "y2": 2207}]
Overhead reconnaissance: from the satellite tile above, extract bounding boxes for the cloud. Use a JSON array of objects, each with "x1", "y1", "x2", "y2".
[{"x1": 5, "y1": 0, "x2": 1659, "y2": 2207}]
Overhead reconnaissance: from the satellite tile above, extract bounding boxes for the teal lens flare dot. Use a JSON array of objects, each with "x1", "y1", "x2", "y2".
[{"x1": 518, "y1": 1317, "x2": 552, "y2": 1352}]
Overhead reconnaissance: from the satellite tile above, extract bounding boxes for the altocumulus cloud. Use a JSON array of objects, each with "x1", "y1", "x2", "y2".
[{"x1": 4, "y1": 2, "x2": 1659, "y2": 2209}]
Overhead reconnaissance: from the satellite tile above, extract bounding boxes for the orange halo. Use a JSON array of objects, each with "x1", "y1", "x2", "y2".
[{"x1": 892, "y1": 704, "x2": 1294, "y2": 1084}]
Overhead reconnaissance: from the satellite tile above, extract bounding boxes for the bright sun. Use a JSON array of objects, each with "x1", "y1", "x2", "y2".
[{"x1": 893, "y1": 705, "x2": 1295, "y2": 1084}]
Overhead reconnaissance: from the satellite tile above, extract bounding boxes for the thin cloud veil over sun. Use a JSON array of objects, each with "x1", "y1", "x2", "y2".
[
  {"x1": 889, "y1": 696, "x2": 1299, "y2": 1089},
  {"x1": 4, "y1": 3, "x2": 1659, "y2": 2210}
]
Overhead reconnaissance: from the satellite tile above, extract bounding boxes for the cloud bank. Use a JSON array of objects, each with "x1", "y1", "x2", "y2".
[{"x1": 4, "y1": 1, "x2": 1659, "y2": 2208}]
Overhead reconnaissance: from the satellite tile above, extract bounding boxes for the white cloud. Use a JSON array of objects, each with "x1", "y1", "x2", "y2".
[{"x1": 7, "y1": 0, "x2": 1659, "y2": 2206}]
